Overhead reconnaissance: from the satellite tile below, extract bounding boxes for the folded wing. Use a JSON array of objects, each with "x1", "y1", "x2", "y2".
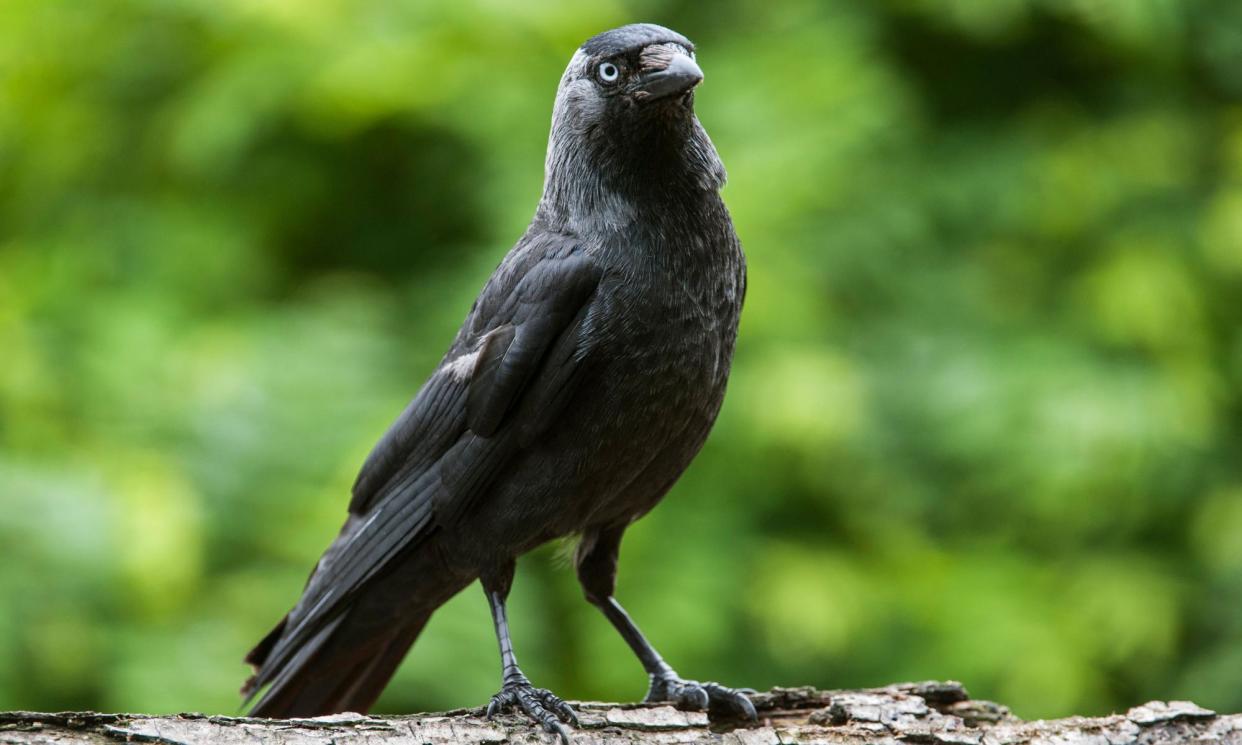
[{"x1": 244, "y1": 235, "x2": 601, "y2": 705}]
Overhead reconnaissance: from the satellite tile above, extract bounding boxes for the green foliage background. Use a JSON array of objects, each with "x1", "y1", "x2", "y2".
[{"x1": 3, "y1": 0, "x2": 1242, "y2": 720}]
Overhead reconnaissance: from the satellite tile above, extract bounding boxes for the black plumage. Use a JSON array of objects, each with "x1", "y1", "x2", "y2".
[{"x1": 242, "y1": 22, "x2": 753, "y2": 737}]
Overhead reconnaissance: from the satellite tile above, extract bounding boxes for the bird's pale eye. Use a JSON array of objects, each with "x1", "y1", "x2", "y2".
[{"x1": 597, "y1": 62, "x2": 620, "y2": 84}]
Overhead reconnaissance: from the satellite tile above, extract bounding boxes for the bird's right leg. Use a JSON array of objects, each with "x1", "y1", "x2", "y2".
[
  {"x1": 481, "y1": 561, "x2": 578, "y2": 742},
  {"x1": 575, "y1": 526, "x2": 757, "y2": 720}
]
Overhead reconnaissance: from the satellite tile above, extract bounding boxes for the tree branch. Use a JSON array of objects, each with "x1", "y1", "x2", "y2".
[{"x1": 2, "y1": 682, "x2": 1237, "y2": 744}]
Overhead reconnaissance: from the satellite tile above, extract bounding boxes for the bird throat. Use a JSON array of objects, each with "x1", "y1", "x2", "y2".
[{"x1": 538, "y1": 114, "x2": 725, "y2": 233}]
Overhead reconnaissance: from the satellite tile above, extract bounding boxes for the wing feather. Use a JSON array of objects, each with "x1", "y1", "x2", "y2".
[
  {"x1": 247, "y1": 234, "x2": 601, "y2": 702},
  {"x1": 466, "y1": 252, "x2": 599, "y2": 437}
]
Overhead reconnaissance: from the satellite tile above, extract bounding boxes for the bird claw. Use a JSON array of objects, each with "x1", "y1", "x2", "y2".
[
  {"x1": 646, "y1": 674, "x2": 757, "y2": 721},
  {"x1": 487, "y1": 680, "x2": 578, "y2": 743}
]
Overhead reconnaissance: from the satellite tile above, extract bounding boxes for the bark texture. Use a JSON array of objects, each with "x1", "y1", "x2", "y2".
[{"x1": 2, "y1": 682, "x2": 1237, "y2": 744}]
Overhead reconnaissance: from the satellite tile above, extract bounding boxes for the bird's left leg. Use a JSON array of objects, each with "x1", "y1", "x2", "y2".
[
  {"x1": 481, "y1": 561, "x2": 578, "y2": 742},
  {"x1": 575, "y1": 526, "x2": 757, "y2": 720}
]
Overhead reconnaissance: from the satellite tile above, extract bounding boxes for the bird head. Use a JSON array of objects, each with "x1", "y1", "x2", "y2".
[
  {"x1": 540, "y1": 24, "x2": 726, "y2": 224},
  {"x1": 572, "y1": 24, "x2": 703, "y2": 112}
]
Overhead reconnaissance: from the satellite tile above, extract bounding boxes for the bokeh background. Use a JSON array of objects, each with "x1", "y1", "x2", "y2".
[{"x1": 3, "y1": 0, "x2": 1242, "y2": 721}]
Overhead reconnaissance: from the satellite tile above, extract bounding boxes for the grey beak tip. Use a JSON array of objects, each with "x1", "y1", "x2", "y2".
[
  {"x1": 635, "y1": 53, "x2": 704, "y2": 102},
  {"x1": 669, "y1": 54, "x2": 704, "y2": 85}
]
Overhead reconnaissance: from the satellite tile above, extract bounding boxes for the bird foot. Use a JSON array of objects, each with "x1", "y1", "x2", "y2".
[
  {"x1": 487, "y1": 678, "x2": 578, "y2": 743},
  {"x1": 645, "y1": 673, "x2": 757, "y2": 720}
]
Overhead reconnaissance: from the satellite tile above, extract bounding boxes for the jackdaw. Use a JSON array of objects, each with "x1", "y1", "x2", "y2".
[{"x1": 241, "y1": 22, "x2": 753, "y2": 739}]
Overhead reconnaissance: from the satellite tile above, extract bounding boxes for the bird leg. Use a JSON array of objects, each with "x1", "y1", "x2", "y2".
[
  {"x1": 596, "y1": 595, "x2": 756, "y2": 719},
  {"x1": 575, "y1": 528, "x2": 757, "y2": 720},
  {"x1": 481, "y1": 567, "x2": 578, "y2": 743}
]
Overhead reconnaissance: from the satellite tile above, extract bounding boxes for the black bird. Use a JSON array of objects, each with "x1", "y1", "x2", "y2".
[{"x1": 242, "y1": 23, "x2": 753, "y2": 738}]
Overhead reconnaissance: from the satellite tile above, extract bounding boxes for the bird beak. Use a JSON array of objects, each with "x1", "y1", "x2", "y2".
[{"x1": 633, "y1": 52, "x2": 703, "y2": 103}]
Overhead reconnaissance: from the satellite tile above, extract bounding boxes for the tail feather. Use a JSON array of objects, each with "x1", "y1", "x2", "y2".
[
  {"x1": 247, "y1": 610, "x2": 427, "y2": 718},
  {"x1": 247, "y1": 613, "x2": 347, "y2": 716},
  {"x1": 241, "y1": 616, "x2": 288, "y2": 696},
  {"x1": 242, "y1": 533, "x2": 478, "y2": 718},
  {"x1": 327, "y1": 619, "x2": 430, "y2": 714}
]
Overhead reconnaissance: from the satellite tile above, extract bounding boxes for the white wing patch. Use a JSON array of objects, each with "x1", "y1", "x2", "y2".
[{"x1": 444, "y1": 350, "x2": 480, "y2": 382}]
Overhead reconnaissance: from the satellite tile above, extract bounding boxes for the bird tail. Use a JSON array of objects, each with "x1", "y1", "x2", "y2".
[{"x1": 242, "y1": 607, "x2": 432, "y2": 717}]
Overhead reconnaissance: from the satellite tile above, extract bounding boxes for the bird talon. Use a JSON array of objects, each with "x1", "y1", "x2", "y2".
[
  {"x1": 550, "y1": 720, "x2": 572, "y2": 745},
  {"x1": 487, "y1": 681, "x2": 577, "y2": 738},
  {"x1": 648, "y1": 674, "x2": 755, "y2": 720},
  {"x1": 677, "y1": 683, "x2": 708, "y2": 711},
  {"x1": 555, "y1": 700, "x2": 580, "y2": 726}
]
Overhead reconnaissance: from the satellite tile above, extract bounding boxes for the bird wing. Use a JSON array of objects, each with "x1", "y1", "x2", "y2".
[
  {"x1": 245, "y1": 234, "x2": 601, "y2": 698},
  {"x1": 350, "y1": 237, "x2": 600, "y2": 515}
]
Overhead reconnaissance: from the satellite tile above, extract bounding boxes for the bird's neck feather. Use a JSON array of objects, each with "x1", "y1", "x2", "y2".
[{"x1": 536, "y1": 114, "x2": 726, "y2": 233}]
